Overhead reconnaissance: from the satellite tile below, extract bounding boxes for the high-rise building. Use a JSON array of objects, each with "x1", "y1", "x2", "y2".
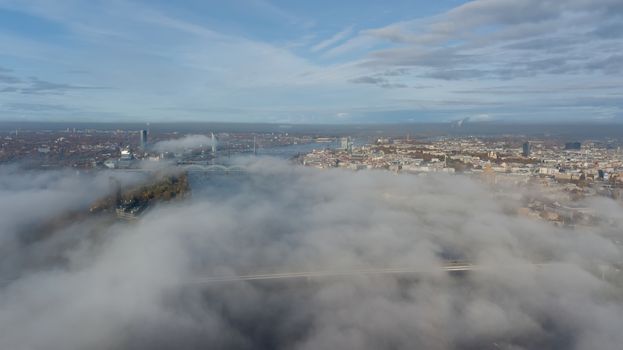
[
  {"x1": 565, "y1": 142, "x2": 582, "y2": 150},
  {"x1": 340, "y1": 137, "x2": 352, "y2": 153},
  {"x1": 140, "y1": 129, "x2": 148, "y2": 149},
  {"x1": 522, "y1": 141, "x2": 531, "y2": 157},
  {"x1": 340, "y1": 137, "x2": 348, "y2": 150}
]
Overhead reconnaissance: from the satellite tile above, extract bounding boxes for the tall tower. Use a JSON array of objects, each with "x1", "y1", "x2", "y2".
[
  {"x1": 522, "y1": 141, "x2": 531, "y2": 157},
  {"x1": 140, "y1": 129, "x2": 148, "y2": 149},
  {"x1": 211, "y1": 132, "x2": 217, "y2": 154}
]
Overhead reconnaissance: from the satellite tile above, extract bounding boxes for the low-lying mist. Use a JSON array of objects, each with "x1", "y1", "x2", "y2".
[
  {"x1": 151, "y1": 134, "x2": 216, "y2": 153},
  {"x1": 0, "y1": 158, "x2": 622, "y2": 350}
]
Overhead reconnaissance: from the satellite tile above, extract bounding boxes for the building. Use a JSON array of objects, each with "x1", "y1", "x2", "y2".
[
  {"x1": 522, "y1": 141, "x2": 531, "y2": 157},
  {"x1": 340, "y1": 137, "x2": 352, "y2": 153},
  {"x1": 120, "y1": 147, "x2": 133, "y2": 161},
  {"x1": 565, "y1": 142, "x2": 582, "y2": 150},
  {"x1": 140, "y1": 129, "x2": 148, "y2": 149},
  {"x1": 116, "y1": 147, "x2": 135, "y2": 168}
]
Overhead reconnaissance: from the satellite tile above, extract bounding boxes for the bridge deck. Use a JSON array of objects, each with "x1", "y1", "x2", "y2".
[{"x1": 188, "y1": 263, "x2": 564, "y2": 283}]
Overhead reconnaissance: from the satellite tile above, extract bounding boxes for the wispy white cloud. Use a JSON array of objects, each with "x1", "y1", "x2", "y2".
[
  {"x1": 151, "y1": 134, "x2": 215, "y2": 152},
  {"x1": 311, "y1": 26, "x2": 354, "y2": 52},
  {"x1": 321, "y1": 32, "x2": 382, "y2": 58},
  {"x1": 0, "y1": 0, "x2": 620, "y2": 123}
]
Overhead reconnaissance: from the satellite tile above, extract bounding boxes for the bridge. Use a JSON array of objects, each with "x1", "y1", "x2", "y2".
[
  {"x1": 186, "y1": 262, "x2": 613, "y2": 284},
  {"x1": 188, "y1": 262, "x2": 518, "y2": 284},
  {"x1": 182, "y1": 163, "x2": 248, "y2": 175}
]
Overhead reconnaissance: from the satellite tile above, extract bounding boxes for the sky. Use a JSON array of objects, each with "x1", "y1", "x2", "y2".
[{"x1": 0, "y1": 0, "x2": 622, "y2": 124}]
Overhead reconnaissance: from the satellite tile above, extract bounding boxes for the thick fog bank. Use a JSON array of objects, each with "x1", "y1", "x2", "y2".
[{"x1": 0, "y1": 158, "x2": 622, "y2": 350}]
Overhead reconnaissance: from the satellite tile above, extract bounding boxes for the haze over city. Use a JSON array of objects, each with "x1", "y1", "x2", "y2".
[{"x1": 1, "y1": 1, "x2": 623, "y2": 350}]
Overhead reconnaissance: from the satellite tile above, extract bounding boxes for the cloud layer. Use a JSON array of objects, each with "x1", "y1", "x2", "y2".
[
  {"x1": 0, "y1": 158, "x2": 622, "y2": 349},
  {"x1": 0, "y1": 0, "x2": 621, "y2": 122},
  {"x1": 151, "y1": 134, "x2": 215, "y2": 153}
]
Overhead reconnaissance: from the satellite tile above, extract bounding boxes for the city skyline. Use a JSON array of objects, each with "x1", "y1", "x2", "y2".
[{"x1": 0, "y1": 0, "x2": 622, "y2": 123}]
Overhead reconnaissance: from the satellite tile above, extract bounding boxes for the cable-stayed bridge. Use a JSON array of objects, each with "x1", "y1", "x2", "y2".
[
  {"x1": 187, "y1": 262, "x2": 571, "y2": 284},
  {"x1": 182, "y1": 163, "x2": 248, "y2": 175}
]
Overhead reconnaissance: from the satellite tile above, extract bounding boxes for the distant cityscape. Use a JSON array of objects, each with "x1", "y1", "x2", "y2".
[
  {"x1": 0, "y1": 125, "x2": 314, "y2": 168},
  {"x1": 298, "y1": 135, "x2": 623, "y2": 227},
  {"x1": 3, "y1": 123, "x2": 623, "y2": 228}
]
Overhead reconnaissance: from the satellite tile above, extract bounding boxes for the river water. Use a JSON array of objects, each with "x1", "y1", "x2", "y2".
[
  {"x1": 256, "y1": 138, "x2": 367, "y2": 158},
  {"x1": 255, "y1": 141, "x2": 339, "y2": 158},
  {"x1": 188, "y1": 139, "x2": 369, "y2": 197}
]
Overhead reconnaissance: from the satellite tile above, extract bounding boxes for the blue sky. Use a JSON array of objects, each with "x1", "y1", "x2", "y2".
[{"x1": 0, "y1": 0, "x2": 621, "y2": 123}]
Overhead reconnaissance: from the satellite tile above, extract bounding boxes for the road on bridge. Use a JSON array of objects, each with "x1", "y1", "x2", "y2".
[
  {"x1": 186, "y1": 262, "x2": 572, "y2": 284},
  {"x1": 189, "y1": 262, "x2": 483, "y2": 283}
]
